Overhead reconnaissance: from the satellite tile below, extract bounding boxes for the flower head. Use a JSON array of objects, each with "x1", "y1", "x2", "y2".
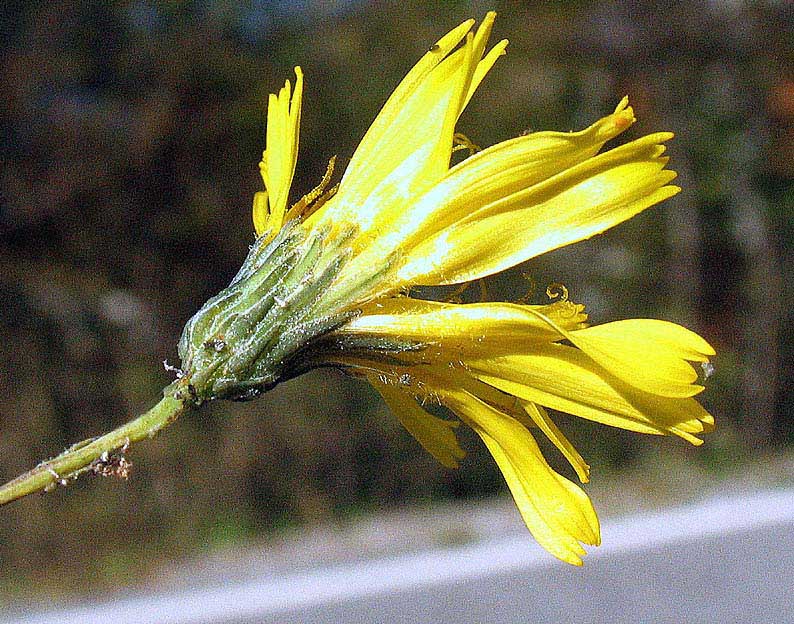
[{"x1": 177, "y1": 12, "x2": 714, "y2": 565}]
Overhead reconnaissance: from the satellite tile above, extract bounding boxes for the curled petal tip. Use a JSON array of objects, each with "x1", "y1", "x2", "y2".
[
  {"x1": 613, "y1": 96, "x2": 635, "y2": 125},
  {"x1": 613, "y1": 109, "x2": 635, "y2": 133}
]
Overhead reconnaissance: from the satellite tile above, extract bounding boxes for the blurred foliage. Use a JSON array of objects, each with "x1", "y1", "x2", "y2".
[{"x1": 1, "y1": 0, "x2": 793, "y2": 597}]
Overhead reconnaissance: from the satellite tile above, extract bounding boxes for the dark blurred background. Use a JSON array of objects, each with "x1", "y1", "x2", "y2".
[{"x1": 1, "y1": 0, "x2": 792, "y2": 599}]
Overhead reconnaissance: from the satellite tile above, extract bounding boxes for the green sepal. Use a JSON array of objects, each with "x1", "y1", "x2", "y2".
[{"x1": 177, "y1": 222, "x2": 351, "y2": 402}]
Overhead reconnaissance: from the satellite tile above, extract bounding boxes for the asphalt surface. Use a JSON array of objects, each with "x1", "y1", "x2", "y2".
[{"x1": 5, "y1": 488, "x2": 794, "y2": 624}]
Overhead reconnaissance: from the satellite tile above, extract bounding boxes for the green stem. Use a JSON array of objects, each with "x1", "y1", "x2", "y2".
[{"x1": 0, "y1": 392, "x2": 191, "y2": 506}]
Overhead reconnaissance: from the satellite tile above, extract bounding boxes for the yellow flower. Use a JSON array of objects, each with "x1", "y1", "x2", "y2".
[{"x1": 179, "y1": 12, "x2": 714, "y2": 565}]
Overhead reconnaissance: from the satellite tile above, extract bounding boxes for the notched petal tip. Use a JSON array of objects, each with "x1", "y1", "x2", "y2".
[
  {"x1": 658, "y1": 168, "x2": 678, "y2": 184},
  {"x1": 700, "y1": 414, "x2": 716, "y2": 433},
  {"x1": 565, "y1": 318, "x2": 717, "y2": 399},
  {"x1": 613, "y1": 95, "x2": 630, "y2": 114},
  {"x1": 657, "y1": 183, "x2": 681, "y2": 200},
  {"x1": 674, "y1": 429, "x2": 705, "y2": 446},
  {"x1": 612, "y1": 98, "x2": 636, "y2": 130}
]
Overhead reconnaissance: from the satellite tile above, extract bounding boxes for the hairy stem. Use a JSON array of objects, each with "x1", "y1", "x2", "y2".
[{"x1": 0, "y1": 392, "x2": 190, "y2": 506}]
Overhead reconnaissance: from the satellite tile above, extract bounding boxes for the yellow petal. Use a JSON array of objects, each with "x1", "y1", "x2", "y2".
[
  {"x1": 380, "y1": 98, "x2": 634, "y2": 252},
  {"x1": 509, "y1": 308, "x2": 714, "y2": 398},
  {"x1": 566, "y1": 319, "x2": 715, "y2": 398},
  {"x1": 339, "y1": 13, "x2": 503, "y2": 209},
  {"x1": 369, "y1": 373, "x2": 465, "y2": 469},
  {"x1": 461, "y1": 35, "x2": 508, "y2": 113},
  {"x1": 334, "y1": 100, "x2": 636, "y2": 298},
  {"x1": 252, "y1": 190, "x2": 270, "y2": 238},
  {"x1": 441, "y1": 388, "x2": 600, "y2": 565},
  {"x1": 340, "y1": 298, "x2": 588, "y2": 354},
  {"x1": 254, "y1": 67, "x2": 303, "y2": 240},
  {"x1": 469, "y1": 344, "x2": 713, "y2": 444},
  {"x1": 306, "y1": 16, "x2": 506, "y2": 256},
  {"x1": 317, "y1": 21, "x2": 474, "y2": 226},
  {"x1": 455, "y1": 13, "x2": 508, "y2": 123},
  {"x1": 396, "y1": 133, "x2": 678, "y2": 286},
  {"x1": 521, "y1": 401, "x2": 590, "y2": 483}
]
